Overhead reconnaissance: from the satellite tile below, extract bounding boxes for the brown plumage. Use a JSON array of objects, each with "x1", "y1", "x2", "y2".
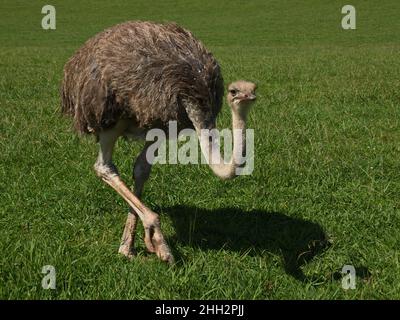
[
  {"x1": 61, "y1": 21, "x2": 224, "y2": 134},
  {"x1": 60, "y1": 21, "x2": 257, "y2": 264}
]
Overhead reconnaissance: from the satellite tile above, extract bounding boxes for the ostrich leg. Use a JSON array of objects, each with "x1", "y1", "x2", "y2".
[
  {"x1": 118, "y1": 210, "x2": 138, "y2": 259},
  {"x1": 94, "y1": 128, "x2": 173, "y2": 264},
  {"x1": 133, "y1": 142, "x2": 154, "y2": 199},
  {"x1": 118, "y1": 143, "x2": 154, "y2": 258}
]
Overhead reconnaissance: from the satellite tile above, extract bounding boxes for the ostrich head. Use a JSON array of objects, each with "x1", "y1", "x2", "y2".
[{"x1": 227, "y1": 80, "x2": 257, "y2": 116}]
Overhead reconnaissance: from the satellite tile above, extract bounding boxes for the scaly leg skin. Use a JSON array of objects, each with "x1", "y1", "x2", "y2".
[
  {"x1": 118, "y1": 143, "x2": 152, "y2": 259},
  {"x1": 94, "y1": 128, "x2": 174, "y2": 264},
  {"x1": 118, "y1": 209, "x2": 138, "y2": 259},
  {"x1": 104, "y1": 174, "x2": 174, "y2": 264},
  {"x1": 132, "y1": 142, "x2": 159, "y2": 254}
]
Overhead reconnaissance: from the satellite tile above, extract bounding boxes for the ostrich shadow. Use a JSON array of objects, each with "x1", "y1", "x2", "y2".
[{"x1": 162, "y1": 206, "x2": 330, "y2": 281}]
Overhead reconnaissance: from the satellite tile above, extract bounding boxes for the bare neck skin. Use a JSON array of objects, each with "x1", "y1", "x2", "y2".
[
  {"x1": 198, "y1": 106, "x2": 248, "y2": 180},
  {"x1": 189, "y1": 80, "x2": 256, "y2": 180}
]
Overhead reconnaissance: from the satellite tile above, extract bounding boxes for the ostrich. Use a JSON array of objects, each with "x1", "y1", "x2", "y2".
[{"x1": 61, "y1": 21, "x2": 257, "y2": 264}]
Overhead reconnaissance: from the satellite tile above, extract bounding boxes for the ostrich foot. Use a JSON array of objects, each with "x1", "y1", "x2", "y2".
[
  {"x1": 118, "y1": 245, "x2": 136, "y2": 259},
  {"x1": 144, "y1": 223, "x2": 174, "y2": 264},
  {"x1": 118, "y1": 210, "x2": 138, "y2": 259}
]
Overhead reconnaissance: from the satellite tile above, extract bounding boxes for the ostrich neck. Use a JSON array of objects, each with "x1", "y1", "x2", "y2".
[{"x1": 199, "y1": 108, "x2": 247, "y2": 180}]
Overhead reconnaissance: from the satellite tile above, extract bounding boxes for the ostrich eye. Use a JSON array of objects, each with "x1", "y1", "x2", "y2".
[{"x1": 229, "y1": 89, "x2": 237, "y2": 96}]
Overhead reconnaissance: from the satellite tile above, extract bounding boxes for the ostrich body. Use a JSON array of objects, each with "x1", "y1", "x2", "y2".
[{"x1": 61, "y1": 21, "x2": 257, "y2": 263}]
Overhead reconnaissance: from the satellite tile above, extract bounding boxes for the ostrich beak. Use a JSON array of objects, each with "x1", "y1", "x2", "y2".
[
  {"x1": 247, "y1": 93, "x2": 256, "y2": 101},
  {"x1": 237, "y1": 93, "x2": 256, "y2": 102}
]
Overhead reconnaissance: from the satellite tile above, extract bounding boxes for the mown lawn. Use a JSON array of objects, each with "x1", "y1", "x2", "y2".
[{"x1": 0, "y1": 0, "x2": 399, "y2": 299}]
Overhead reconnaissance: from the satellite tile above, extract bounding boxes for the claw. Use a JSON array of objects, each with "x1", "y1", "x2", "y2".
[{"x1": 156, "y1": 244, "x2": 175, "y2": 265}]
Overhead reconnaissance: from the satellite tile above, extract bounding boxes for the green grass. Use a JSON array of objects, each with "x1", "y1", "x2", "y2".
[{"x1": 1, "y1": 0, "x2": 400, "y2": 299}]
